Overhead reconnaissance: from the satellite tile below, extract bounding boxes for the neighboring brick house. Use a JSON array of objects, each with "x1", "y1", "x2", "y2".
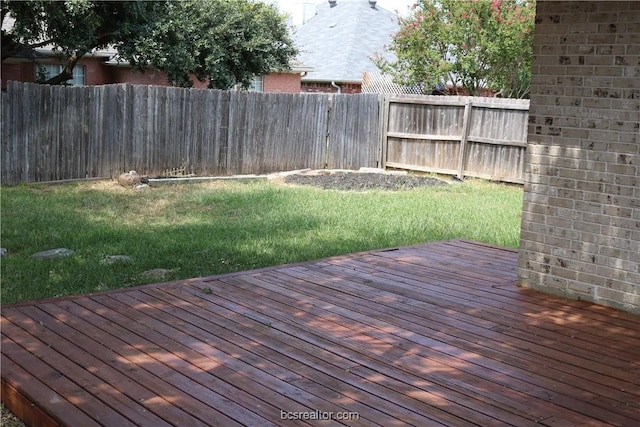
[
  {"x1": 293, "y1": 0, "x2": 398, "y2": 94},
  {"x1": 1, "y1": 49, "x2": 311, "y2": 92},
  {"x1": 255, "y1": 61, "x2": 314, "y2": 93},
  {"x1": 519, "y1": 1, "x2": 640, "y2": 314},
  {"x1": 1, "y1": 50, "x2": 203, "y2": 89}
]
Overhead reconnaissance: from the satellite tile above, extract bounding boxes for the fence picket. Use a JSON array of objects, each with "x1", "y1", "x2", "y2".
[
  {"x1": 384, "y1": 95, "x2": 529, "y2": 183},
  {"x1": 1, "y1": 82, "x2": 528, "y2": 185}
]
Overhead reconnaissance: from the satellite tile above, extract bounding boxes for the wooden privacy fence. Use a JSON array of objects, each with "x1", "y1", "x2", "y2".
[
  {"x1": 1, "y1": 82, "x2": 380, "y2": 185},
  {"x1": 2, "y1": 82, "x2": 529, "y2": 185},
  {"x1": 382, "y1": 95, "x2": 530, "y2": 184}
]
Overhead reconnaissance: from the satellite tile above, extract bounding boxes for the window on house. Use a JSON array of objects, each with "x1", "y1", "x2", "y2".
[
  {"x1": 37, "y1": 64, "x2": 86, "y2": 86},
  {"x1": 248, "y1": 75, "x2": 263, "y2": 92}
]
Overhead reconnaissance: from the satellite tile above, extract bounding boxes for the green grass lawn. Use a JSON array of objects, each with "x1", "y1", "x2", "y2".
[{"x1": 0, "y1": 178, "x2": 523, "y2": 304}]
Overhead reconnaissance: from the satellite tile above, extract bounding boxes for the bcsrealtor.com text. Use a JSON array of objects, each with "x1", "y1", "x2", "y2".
[{"x1": 280, "y1": 410, "x2": 360, "y2": 421}]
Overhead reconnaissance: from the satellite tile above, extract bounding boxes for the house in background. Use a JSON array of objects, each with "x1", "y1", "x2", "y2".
[
  {"x1": 293, "y1": 0, "x2": 399, "y2": 94},
  {"x1": 247, "y1": 60, "x2": 314, "y2": 93},
  {"x1": 1, "y1": 6, "x2": 313, "y2": 92},
  {"x1": 1, "y1": 50, "x2": 312, "y2": 92},
  {"x1": 0, "y1": 36, "x2": 218, "y2": 89}
]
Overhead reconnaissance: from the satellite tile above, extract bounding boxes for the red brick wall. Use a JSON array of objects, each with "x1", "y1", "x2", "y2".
[
  {"x1": 301, "y1": 82, "x2": 362, "y2": 94},
  {"x1": 263, "y1": 72, "x2": 301, "y2": 93},
  {"x1": 1, "y1": 62, "x2": 34, "y2": 88},
  {"x1": 84, "y1": 57, "x2": 112, "y2": 85},
  {"x1": 2, "y1": 56, "x2": 301, "y2": 92},
  {"x1": 2, "y1": 57, "x2": 112, "y2": 87},
  {"x1": 1, "y1": 57, "x2": 210, "y2": 89}
]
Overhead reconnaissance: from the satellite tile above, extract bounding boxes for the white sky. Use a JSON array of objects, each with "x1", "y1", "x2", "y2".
[{"x1": 272, "y1": 0, "x2": 415, "y2": 18}]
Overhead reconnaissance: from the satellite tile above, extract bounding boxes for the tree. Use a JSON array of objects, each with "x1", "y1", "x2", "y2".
[
  {"x1": 2, "y1": 0, "x2": 165, "y2": 85},
  {"x1": 119, "y1": 0, "x2": 297, "y2": 89},
  {"x1": 2, "y1": 0, "x2": 297, "y2": 89},
  {"x1": 375, "y1": 0, "x2": 535, "y2": 98}
]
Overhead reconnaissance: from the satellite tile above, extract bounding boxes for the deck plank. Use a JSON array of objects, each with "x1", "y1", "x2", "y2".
[
  {"x1": 264, "y1": 266, "x2": 639, "y2": 408},
  {"x1": 2, "y1": 240, "x2": 639, "y2": 427},
  {"x1": 2, "y1": 313, "x2": 167, "y2": 427},
  {"x1": 214, "y1": 272, "x2": 633, "y2": 426}
]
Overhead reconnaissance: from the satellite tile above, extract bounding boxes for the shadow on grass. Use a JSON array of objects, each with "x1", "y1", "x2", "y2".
[
  {"x1": 1, "y1": 184, "x2": 393, "y2": 303},
  {"x1": 1, "y1": 180, "x2": 523, "y2": 304}
]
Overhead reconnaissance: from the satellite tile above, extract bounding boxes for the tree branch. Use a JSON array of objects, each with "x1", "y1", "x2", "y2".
[
  {"x1": 1, "y1": 31, "x2": 57, "y2": 62},
  {"x1": 44, "y1": 51, "x2": 83, "y2": 85},
  {"x1": 26, "y1": 38, "x2": 56, "y2": 49}
]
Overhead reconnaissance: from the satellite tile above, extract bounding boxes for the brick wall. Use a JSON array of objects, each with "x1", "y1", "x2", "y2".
[
  {"x1": 2, "y1": 57, "x2": 210, "y2": 89},
  {"x1": 263, "y1": 72, "x2": 301, "y2": 93},
  {"x1": 2, "y1": 57, "x2": 115, "y2": 87},
  {"x1": 1, "y1": 62, "x2": 34, "y2": 89},
  {"x1": 2, "y1": 58, "x2": 298, "y2": 92},
  {"x1": 519, "y1": 1, "x2": 640, "y2": 314},
  {"x1": 301, "y1": 81, "x2": 362, "y2": 94}
]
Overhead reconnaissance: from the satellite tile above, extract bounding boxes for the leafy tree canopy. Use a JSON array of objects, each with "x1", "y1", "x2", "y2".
[
  {"x1": 375, "y1": 0, "x2": 535, "y2": 98},
  {"x1": 1, "y1": 0, "x2": 297, "y2": 89}
]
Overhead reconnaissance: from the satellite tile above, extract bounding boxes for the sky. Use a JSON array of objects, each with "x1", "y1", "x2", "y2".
[{"x1": 272, "y1": 0, "x2": 415, "y2": 20}]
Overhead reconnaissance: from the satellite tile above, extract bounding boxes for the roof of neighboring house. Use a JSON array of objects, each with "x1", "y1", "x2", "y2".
[{"x1": 294, "y1": 0, "x2": 398, "y2": 84}]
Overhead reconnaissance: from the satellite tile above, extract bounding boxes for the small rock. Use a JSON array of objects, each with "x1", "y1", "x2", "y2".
[
  {"x1": 100, "y1": 255, "x2": 133, "y2": 265},
  {"x1": 135, "y1": 184, "x2": 150, "y2": 190},
  {"x1": 0, "y1": 248, "x2": 7, "y2": 258},
  {"x1": 140, "y1": 268, "x2": 174, "y2": 281},
  {"x1": 358, "y1": 167, "x2": 386, "y2": 174},
  {"x1": 30, "y1": 248, "x2": 74, "y2": 259},
  {"x1": 118, "y1": 170, "x2": 149, "y2": 187}
]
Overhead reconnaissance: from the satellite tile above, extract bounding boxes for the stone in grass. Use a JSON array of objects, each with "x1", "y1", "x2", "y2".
[
  {"x1": 0, "y1": 248, "x2": 6, "y2": 258},
  {"x1": 100, "y1": 255, "x2": 133, "y2": 265},
  {"x1": 30, "y1": 248, "x2": 75, "y2": 259},
  {"x1": 118, "y1": 170, "x2": 149, "y2": 188},
  {"x1": 140, "y1": 268, "x2": 175, "y2": 281}
]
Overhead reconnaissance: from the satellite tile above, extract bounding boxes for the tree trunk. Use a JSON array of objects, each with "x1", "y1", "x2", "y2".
[{"x1": 45, "y1": 52, "x2": 81, "y2": 85}]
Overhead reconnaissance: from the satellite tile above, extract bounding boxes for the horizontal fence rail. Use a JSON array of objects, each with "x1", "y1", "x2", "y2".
[
  {"x1": 1, "y1": 82, "x2": 380, "y2": 185},
  {"x1": 2, "y1": 82, "x2": 529, "y2": 185},
  {"x1": 382, "y1": 95, "x2": 530, "y2": 184}
]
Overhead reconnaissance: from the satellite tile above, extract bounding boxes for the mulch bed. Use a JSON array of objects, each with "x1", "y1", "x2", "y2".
[{"x1": 283, "y1": 171, "x2": 448, "y2": 191}]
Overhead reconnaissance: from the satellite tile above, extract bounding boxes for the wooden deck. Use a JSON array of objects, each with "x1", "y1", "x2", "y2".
[{"x1": 2, "y1": 240, "x2": 639, "y2": 426}]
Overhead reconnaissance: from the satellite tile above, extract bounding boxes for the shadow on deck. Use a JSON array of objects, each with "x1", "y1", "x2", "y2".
[{"x1": 2, "y1": 240, "x2": 639, "y2": 426}]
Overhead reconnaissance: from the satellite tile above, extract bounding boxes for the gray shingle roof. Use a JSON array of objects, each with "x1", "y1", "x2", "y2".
[{"x1": 294, "y1": 0, "x2": 398, "y2": 84}]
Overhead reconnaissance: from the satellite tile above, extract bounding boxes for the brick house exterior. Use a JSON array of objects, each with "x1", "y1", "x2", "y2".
[
  {"x1": 2, "y1": 55, "x2": 305, "y2": 92},
  {"x1": 262, "y1": 72, "x2": 305, "y2": 93},
  {"x1": 300, "y1": 82, "x2": 362, "y2": 94},
  {"x1": 519, "y1": 1, "x2": 640, "y2": 314},
  {"x1": 2, "y1": 56, "x2": 209, "y2": 89}
]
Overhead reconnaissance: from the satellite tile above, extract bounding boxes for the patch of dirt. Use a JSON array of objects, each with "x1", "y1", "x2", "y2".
[{"x1": 283, "y1": 171, "x2": 448, "y2": 191}]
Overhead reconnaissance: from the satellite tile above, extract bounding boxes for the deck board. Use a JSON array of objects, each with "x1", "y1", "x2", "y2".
[{"x1": 2, "y1": 240, "x2": 639, "y2": 426}]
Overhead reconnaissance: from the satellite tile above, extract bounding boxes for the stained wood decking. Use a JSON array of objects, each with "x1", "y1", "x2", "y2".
[{"x1": 2, "y1": 240, "x2": 639, "y2": 426}]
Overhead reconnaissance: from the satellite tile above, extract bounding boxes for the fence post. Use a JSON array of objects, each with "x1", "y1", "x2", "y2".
[
  {"x1": 324, "y1": 94, "x2": 333, "y2": 169},
  {"x1": 380, "y1": 94, "x2": 390, "y2": 169},
  {"x1": 457, "y1": 99, "x2": 473, "y2": 181}
]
